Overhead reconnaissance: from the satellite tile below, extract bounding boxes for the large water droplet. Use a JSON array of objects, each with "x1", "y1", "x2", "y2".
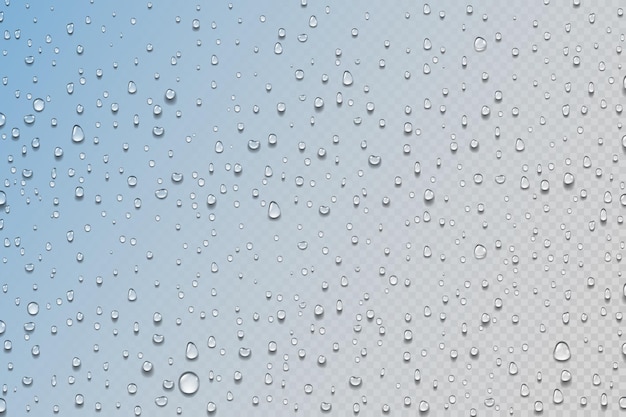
[
  {"x1": 0, "y1": 191, "x2": 6, "y2": 206},
  {"x1": 27, "y1": 302, "x2": 39, "y2": 316},
  {"x1": 553, "y1": 389, "x2": 564, "y2": 404},
  {"x1": 178, "y1": 371, "x2": 199, "y2": 395},
  {"x1": 71, "y1": 125, "x2": 85, "y2": 143},
  {"x1": 33, "y1": 98, "x2": 45, "y2": 112},
  {"x1": 554, "y1": 341, "x2": 571, "y2": 361},
  {"x1": 474, "y1": 244, "x2": 487, "y2": 259},
  {"x1": 474, "y1": 36, "x2": 487, "y2": 52},
  {"x1": 268, "y1": 201, "x2": 281, "y2": 219},
  {"x1": 342, "y1": 71, "x2": 353, "y2": 86},
  {"x1": 0, "y1": 398, "x2": 5, "y2": 413}
]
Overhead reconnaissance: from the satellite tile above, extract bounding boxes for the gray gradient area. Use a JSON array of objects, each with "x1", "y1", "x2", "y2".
[{"x1": 2, "y1": 0, "x2": 626, "y2": 415}]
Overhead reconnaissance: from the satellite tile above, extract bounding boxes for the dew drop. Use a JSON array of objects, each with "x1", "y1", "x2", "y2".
[
  {"x1": 268, "y1": 201, "x2": 281, "y2": 219},
  {"x1": 178, "y1": 371, "x2": 199, "y2": 395},
  {"x1": 342, "y1": 71, "x2": 353, "y2": 86},
  {"x1": 185, "y1": 342, "x2": 199, "y2": 360},
  {"x1": 474, "y1": 36, "x2": 487, "y2": 52},
  {"x1": 71, "y1": 125, "x2": 85, "y2": 143},
  {"x1": 554, "y1": 341, "x2": 571, "y2": 361},
  {"x1": 474, "y1": 244, "x2": 487, "y2": 259}
]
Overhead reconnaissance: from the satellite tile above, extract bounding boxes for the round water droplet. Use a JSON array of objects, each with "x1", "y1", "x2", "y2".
[
  {"x1": 71, "y1": 125, "x2": 85, "y2": 143},
  {"x1": 620, "y1": 397, "x2": 626, "y2": 409},
  {"x1": 419, "y1": 400, "x2": 429, "y2": 412},
  {"x1": 165, "y1": 89, "x2": 176, "y2": 100},
  {"x1": 474, "y1": 37, "x2": 487, "y2": 52},
  {"x1": 0, "y1": 398, "x2": 5, "y2": 413},
  {"x1": 563, "y1": 172, "x2": 574, "y2": 186},
  {"x1": 474, "y1": 244, "x2": 487, "y2": 259},
  {"x1": 0, "y1": 191, "x2": 6, "y2": 206},
  {"x1": 207, "y1": 402, "x2": 217, "y2": 413},
  {"x1": 33, "y1": 98, "x2": 45, "y2": 112},
  {"x1": 27, "y1": 302, "x2": 39, "y2": 316},
  {"x1": 268, "y1": 201, "x2": 281, "y2": 219},
  {"x1": 178, "y1": 371, "x2": 199, "y2": 395},
  {"x1": 554, "y1": 341, "x2": 571, "y2": 361}
]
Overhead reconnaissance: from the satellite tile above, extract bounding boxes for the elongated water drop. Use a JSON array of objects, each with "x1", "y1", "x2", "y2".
[{"x1": 268, "y1": 201, "x2": 281, "y2": 219}]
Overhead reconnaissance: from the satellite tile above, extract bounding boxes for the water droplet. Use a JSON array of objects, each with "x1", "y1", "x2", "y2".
[
  {"x1": 0, "y1": 398, "x2": 5, "y2": 413},
  {"x1": 207, "y1": 402, "x2": 217, "y2": 413},
  {"x1": 515, "y1": 138, "x2": 525, "y2": 151},
  {"x1": 508, "y1": 362, "x2": 518, "y2": 375},
  {"x1": 27, "y1": 302, "x2": 39, "y2": 316},
  {"x1": 185, "y1": 342, "x2": 199, "y2": 360},
  {"x1": 155, "y1": 189, "x2": 168, "y2": 199},
  {"x1": 127, "y1": 81, "x2": 137, "y2": 94},
  {"x1": 474, "y1": 36, "x2": 487, "y2": 52},
  {"x1": 424, "y1": 189, "x2": 434, "y2": 201},
  {"x1": 563, "y1": 172, "x2": 575, "y2": 186},
  {"x1": 554, "y1": 341, "x2": 571, "y2": 361},
  {"x1": 553, "y1": 389, "x2": 564, "y2": 404},
  {"x1": 0, "y1": 191, "x2": 6, "y2": 206},
  {"x1": 178, "y1": 371, "x2": 199, "y2": 395},
  {"x1": 342, "y1": 71, "x2": 353, "y2": 86},
  {"x1": 368, "y1": 155, "x2": 381, "y2": 166},
  {"x1": 165, "y1": 89, "x2": 176, "y2": 101},
  {"x1": 268, "y1": 201, "x2": 281, "y2": 219},
  {"x1": 349, "y1": 376, "x2": 362, "y2": 387},
  {"x1": 33, "y1": 98, "x2": 45, "y2": 112},
  {"x1": 239, "y1": 347, "x2": 251, "y2": 358},
  {"x1": 561, "y1": 369, "x2": 571, "y2": 382},
  {"x1": 419, "y1": 400, "x2": 429, "y2": 412},
  {"x1": 155, "y1": 396, "x2": 168, "y2": 407},
  {"x1": 474, "y1": 244, "x2": 487, "y2": 259},
  {"x1": 71, "y1": 125, "x2": 84, "y2": 143}
]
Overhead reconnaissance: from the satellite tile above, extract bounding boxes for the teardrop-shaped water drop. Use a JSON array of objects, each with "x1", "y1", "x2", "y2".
[
  {"x1": 268, "y1": 201, "x2": 281, "y2": 219},
  {"x1": 71, "y1": 125, "x2": 85, "y2": 143},
  {"x1": 342, "y1": 71, "x2": 353, "y2": 86},
  {"x1": 185, "y1": 342, "x2": 199, "y2": 360}
]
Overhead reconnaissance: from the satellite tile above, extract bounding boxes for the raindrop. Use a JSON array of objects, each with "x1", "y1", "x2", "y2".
[
  {"x1": 33, "y1": 98, "x2": 45, "y2": 112},
  {"x1": 342, "y1": 71, "x2": 353, "y2": 86},
  {"x1": 554, "y1": 341, "x2": 571, "y2": 361},
  {"x1": 155, "y1": 189, "x2": 168, "y2": 199},
  {"x1": 178, "y1": 372, "x2": 199, "y2": 395},
  {"x1": 71, "y1": 125, "x2": 85, "y2": 143},
  {"x1": 474, "y1": 244, "x2": 487, "y2": 259},
  {"x1": 27, "y1": 302, "x2": 39, "y2": 316},
  {"x1": 474, "y1": 36, "x2": 487, "y2": 52},
  {"x1": 268, "y1": 201, "x2": 281, "y2": 219},
  {"x1": 185, "y1": 342, "x2": 199, "y2": 360}
]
